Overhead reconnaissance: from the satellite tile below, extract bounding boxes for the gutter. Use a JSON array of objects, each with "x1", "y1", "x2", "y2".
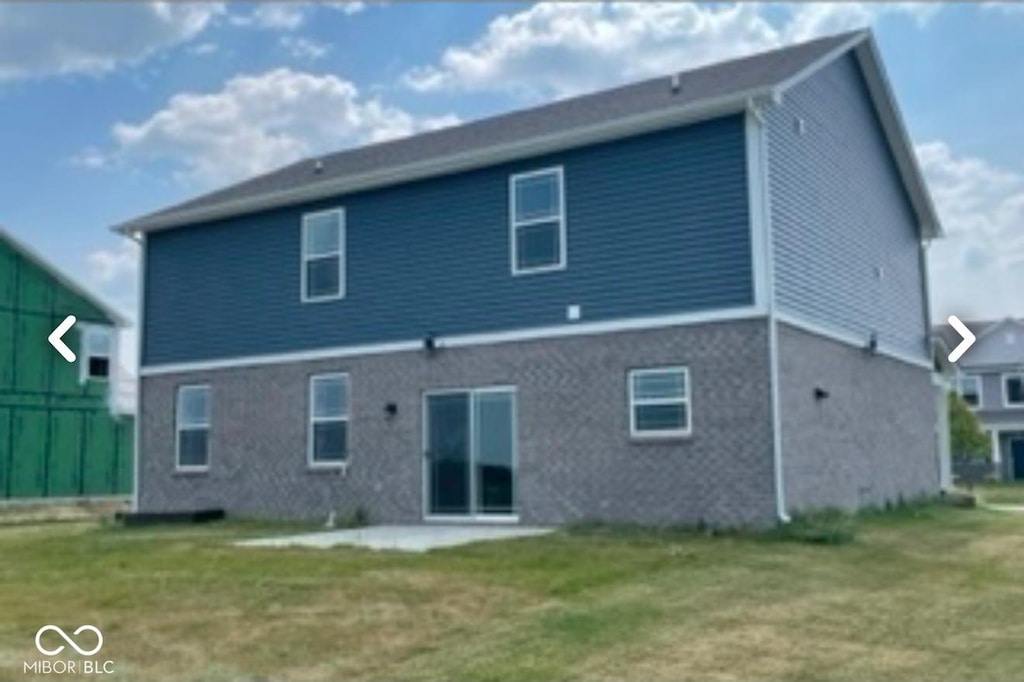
[{"x1": 113, "y1": 88, "x2": 770, "y2": 235}]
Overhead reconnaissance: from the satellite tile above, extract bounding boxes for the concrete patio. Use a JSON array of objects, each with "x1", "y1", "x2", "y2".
[{"x1": 235, "y1": 524, "x2": 554, "y2": 552}]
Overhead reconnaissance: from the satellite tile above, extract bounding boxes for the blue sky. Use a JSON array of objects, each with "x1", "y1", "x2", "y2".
[{"x1": 1, "y1": 2, "x2": 1023, "y2": 368}]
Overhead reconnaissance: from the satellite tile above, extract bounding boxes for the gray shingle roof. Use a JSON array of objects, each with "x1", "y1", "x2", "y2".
[{"x1": 118, "y1": 30, "x2": 863, "y2": 233}]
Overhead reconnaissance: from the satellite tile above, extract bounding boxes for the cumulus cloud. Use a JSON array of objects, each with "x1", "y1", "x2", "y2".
[
  {"x1": 280, "y1": 36, "x2": 331, "y2": 61},
  {"x1": 86, "y1": 240, "x2": 140, "y2": 285},
  {"x1": 105, "y1": 68, "x2": 459, "y2": 188},
  {"x1": 403, "y1": 2, "x2": 936, "y2": 99},
  {"x1": 0, "y1": 2, "x2": 222, "y2": 81},
  {"x1": 229, "y1": 4, "x2": 308, "y2": 30},
  {"x1": 919, "y1": 142, "x2": 1024, "y2": 319}
]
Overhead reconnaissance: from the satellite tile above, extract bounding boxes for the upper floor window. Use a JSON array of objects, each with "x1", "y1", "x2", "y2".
[
  {"x1": 80, "y1": 325, "x2": 112, "y2": 382},
  {"x1": 510, "y1": 167, "x2": 565, "y2": 275},
  {"x1": 302, "y1": 208, "x2": 345, "y2": 302},
  {"x1": 309, "y1": 373, "x2": 350, "y2": 466},
  {"x1": 1004, "y1": 373, "x2": 1024, "y2": 407},
  {"x1": 957, "y1": 374, "x2": 981, "y2": 409},
  {"x1": 176, "y1": 385, "x2": 211, "y2": 470},
  {"x1": 629, "y1": 367, "x2": 691, "y2": 438}
]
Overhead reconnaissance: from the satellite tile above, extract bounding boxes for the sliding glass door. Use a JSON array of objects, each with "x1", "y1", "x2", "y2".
[{"x1": 425, "y1": 388, "x2": 516, "y2": 518}]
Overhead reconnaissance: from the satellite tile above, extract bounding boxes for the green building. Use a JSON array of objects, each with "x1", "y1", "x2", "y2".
[{"x1": 0, "y1": 226, "x2": 132, "y2": 501}]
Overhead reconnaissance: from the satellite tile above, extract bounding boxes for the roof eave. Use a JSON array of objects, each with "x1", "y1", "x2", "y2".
[
  {"x1": 0, "y1": 224, "x2": 130, "y2": 327},
  {"x1": 113, "y1": 88, "x2": 767, "y2": 235}
]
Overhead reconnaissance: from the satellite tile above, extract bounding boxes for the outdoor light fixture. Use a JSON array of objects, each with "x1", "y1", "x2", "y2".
[
  {"x1": 814, "y1": 387, "x2": 830, "y2": 401},
  {"x1": 866, "y1": 332, "x2": 878, "y2": 355},
  {"x1": 384, "y1": 402, "x2": 398, "y2": 419},
  {"x1": 423, "y1": 333, "x2": 437, "y2": 355}
]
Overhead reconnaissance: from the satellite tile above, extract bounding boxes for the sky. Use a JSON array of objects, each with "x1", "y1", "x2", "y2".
[{"x1": 1, "y1": 1, "x2": 1023, "y2": 372}]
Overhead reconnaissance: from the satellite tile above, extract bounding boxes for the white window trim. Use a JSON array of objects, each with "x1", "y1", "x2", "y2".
[
  {"x1": 628, "y1": 366, "x2": 692, "y2": 439},
  {"x1": 1002, "y1": 372, "x2": 1024, "y2": 408},
  {"x1": 175, "y1": 384, "x2": 211, "y2": 472},
  {"x1": 78, "y1": 324, "x2": 114, "y2": 384},
  {"x1": 308, "y1": 373, "x2": 351, "y2": 469},
  {"x1": 300, "y1": 207, "x2": 346, "y2": 303},
  {"x1": 957, "y1": 373, "x2": 983, "y2": 411},
  {"x1": 509, "y1": 166, "x2": 566, "y2": 276}
]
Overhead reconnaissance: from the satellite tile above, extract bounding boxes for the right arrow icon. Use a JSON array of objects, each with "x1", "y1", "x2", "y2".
[{"x1": 947, "y1": 315, "x2": 976, "y2": 363}]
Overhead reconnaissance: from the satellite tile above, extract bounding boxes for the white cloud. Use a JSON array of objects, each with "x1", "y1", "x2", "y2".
[
  {"x1": 281, "y1": 36, "x2": 331, "y2": 61},
  {"x1": 920, "y1": 142, "x2": 1024, "y2": 320},
  {"x1": 188, "y1": 42, "x2": 219, "y2": 57},
  {"x1": 70, "y1": 147, "x2": 109, "y2": 170},
  {"x1": 403, "y1": 2, "x2": 936, "y2": 99},
  {"x1": 982, "y1": 2, "x2": 1024, "y2": 15},
  {"x1": 327, "y1": 2, "x2": 367, "y2": 16},
  {"x1": 0, "y1": 3, "x2": 223, "y2": 81},
  {"x1": 229, "y1": 4, "x2": 307, "y2": 30},
  {"x1": 107, "y1": 68, "x2": 459, "y2": 188},
  {"x1": 86, "y1": 240, "x2": 139, "y2": 285}
]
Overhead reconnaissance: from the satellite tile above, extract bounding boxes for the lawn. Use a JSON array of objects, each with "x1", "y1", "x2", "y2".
[
  {"x1": 975, "y1": 482, "x2": 1024, "y2": 506},
  {"x1": 2, "y1": 506, "x2": 1023, "y2": 682}
]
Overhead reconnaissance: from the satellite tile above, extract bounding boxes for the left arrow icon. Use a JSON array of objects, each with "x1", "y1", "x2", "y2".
[{"x1": 48, "y1": 315, "x2": 77, "y2": 363}]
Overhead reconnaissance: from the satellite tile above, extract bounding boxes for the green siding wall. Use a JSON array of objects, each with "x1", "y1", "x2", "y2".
[{"x1": 0, "y1": 235, "x2": 133, "y2": 500}]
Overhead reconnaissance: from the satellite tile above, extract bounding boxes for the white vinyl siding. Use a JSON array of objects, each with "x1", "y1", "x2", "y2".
[
  {"x1": 510, "y1": 167, "x2": 566, "y2": 275},
  {"x1": 301, "y1": 208, "x2": 345, "y2": 302},
  {"x1": 629, "y1": 367, "x2": 691, "y2": 438}
]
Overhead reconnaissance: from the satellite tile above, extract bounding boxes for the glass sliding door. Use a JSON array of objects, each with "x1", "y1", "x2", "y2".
[
  {"x1": 474, "y1": 390, "x2": 515, "y2": 515},
  {"x1": 426, "y1": 393, "x2": 471, "y2": 516},
  {"x1": 425, "y1": 388, "x2": 516, "y2": 518}
]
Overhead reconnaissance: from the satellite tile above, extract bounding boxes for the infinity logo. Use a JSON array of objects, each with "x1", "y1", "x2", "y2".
[{"x1": 34, "y1": 625, "x2": 103, "y2": 657}]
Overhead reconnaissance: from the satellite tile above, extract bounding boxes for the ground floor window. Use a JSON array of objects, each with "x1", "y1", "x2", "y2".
[
  {"x1": 629, "y1": 367, "x2": 691, "y2": 437},
  {"x1": 176, "y1": 385, "x2": 210, "y2": 469},
  {"x1": 1004, "y1": 373, "x2": 1024, "y2": 407},
  {"x1": 309, "y1": 373, "x2": 350, "y2": 465}
]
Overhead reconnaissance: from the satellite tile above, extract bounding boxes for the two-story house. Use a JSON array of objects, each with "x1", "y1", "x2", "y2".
[
  {"x1": 116, "y1": 30, "x2": 944, "y2": 527},
  {"x1": 0, "y1": 225, "x2": 133, "y2": 501},
  {"x1": 940, "y1": 318, "x2": 1024, "y2": 481}
]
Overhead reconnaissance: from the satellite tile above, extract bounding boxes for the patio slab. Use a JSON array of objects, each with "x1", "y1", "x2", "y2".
[{"x1": 235, "y1": 524, "x2": 553, "y2": 552}]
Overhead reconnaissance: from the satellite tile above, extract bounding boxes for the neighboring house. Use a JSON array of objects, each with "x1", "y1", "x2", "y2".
[
  {"x1": 937, "y1": 317, "x2": 1024, "y2": 481},
  {"x1": 117, "y1": 30, "x2": 944, "y2": 527},
  {"x1": 0, "y1": 226, "x2": 133, "y2": 501}
]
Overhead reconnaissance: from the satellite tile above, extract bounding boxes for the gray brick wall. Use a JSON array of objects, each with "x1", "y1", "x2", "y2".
[
  {"x1": 777, "y1": 322, "x2": 941, "y2": 512},
  {"x1": 138, "y1": 318, "x2": 778, "y2": 527}
]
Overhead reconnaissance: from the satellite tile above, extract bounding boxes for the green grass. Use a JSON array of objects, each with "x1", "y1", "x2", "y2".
[
  {"x1": 975, "y1": 481, "x2": 1024, "y2": 506},
  {"x1": 2, "y1": 506, "x2": 1023, "y2": 681}
]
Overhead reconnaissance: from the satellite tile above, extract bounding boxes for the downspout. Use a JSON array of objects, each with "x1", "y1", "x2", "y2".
[
  {"x1": 750, "y1": 98, "x2": 790, "y2": 523},
  {"x1": 126, "y1": 230, "x2": 145, "y2": 513}
]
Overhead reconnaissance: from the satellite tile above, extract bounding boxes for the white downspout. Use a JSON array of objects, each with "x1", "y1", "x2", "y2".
[
  {"x1": 128, "y1": 231, "x2": 145, "y2": 513},
  {"x1": 750, "y1": 99, "x2": 790, "y2": 523}
]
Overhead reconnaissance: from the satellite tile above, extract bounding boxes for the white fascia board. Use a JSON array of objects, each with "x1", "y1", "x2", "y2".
[{"x1": 114, "y1": 90, "x2": 765, "y2": 235}]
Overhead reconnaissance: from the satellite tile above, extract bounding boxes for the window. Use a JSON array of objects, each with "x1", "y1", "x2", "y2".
[
  {"x1": 80, "y1": 326, "x2": 112, "y2": 381},
  {"x1": 302, "y1": 208, "x2": 345, "y2": 301},
  {"x1": 957, "y1": 374, "x2": 982, "y2": 409},
  {"x1": 309, "y1": 374, "x2": 350, "y2": 465},
  {"x1": 510, "y1": 167, "x2": 565, "y2": 274},
  {"x1": 176, "y1": 385, "x2": 210, "y2": 470},
  {"x1": 629, "y1": 367, "x2": 691, "y2": 437},
  {"x1": 1004, "y1": 373, "x2": 1024, "y2": 407}
]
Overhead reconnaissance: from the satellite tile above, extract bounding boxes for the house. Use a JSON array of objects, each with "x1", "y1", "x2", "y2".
[
  {"x1": 116, "y1": 30, "x2": 944, "y2": 527},
  {"x1": 938, "y1": 318, "x2": 1024, "y2": 481},
  {"x1": 0, "y1": 226, "x2": 133, "y2": 501}
]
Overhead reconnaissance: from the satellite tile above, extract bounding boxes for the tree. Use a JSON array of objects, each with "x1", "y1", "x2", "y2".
[{"x1": 949, "y1": 391, "x2": 991, "y2": 462}]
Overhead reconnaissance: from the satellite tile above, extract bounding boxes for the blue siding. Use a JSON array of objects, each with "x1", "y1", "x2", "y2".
[
  {"x1": 144, "y1": 116, "x2": 752, "y2": 365},
  {"x1": 767, "y1": 54, "x2": 929, "y2": 360}
]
